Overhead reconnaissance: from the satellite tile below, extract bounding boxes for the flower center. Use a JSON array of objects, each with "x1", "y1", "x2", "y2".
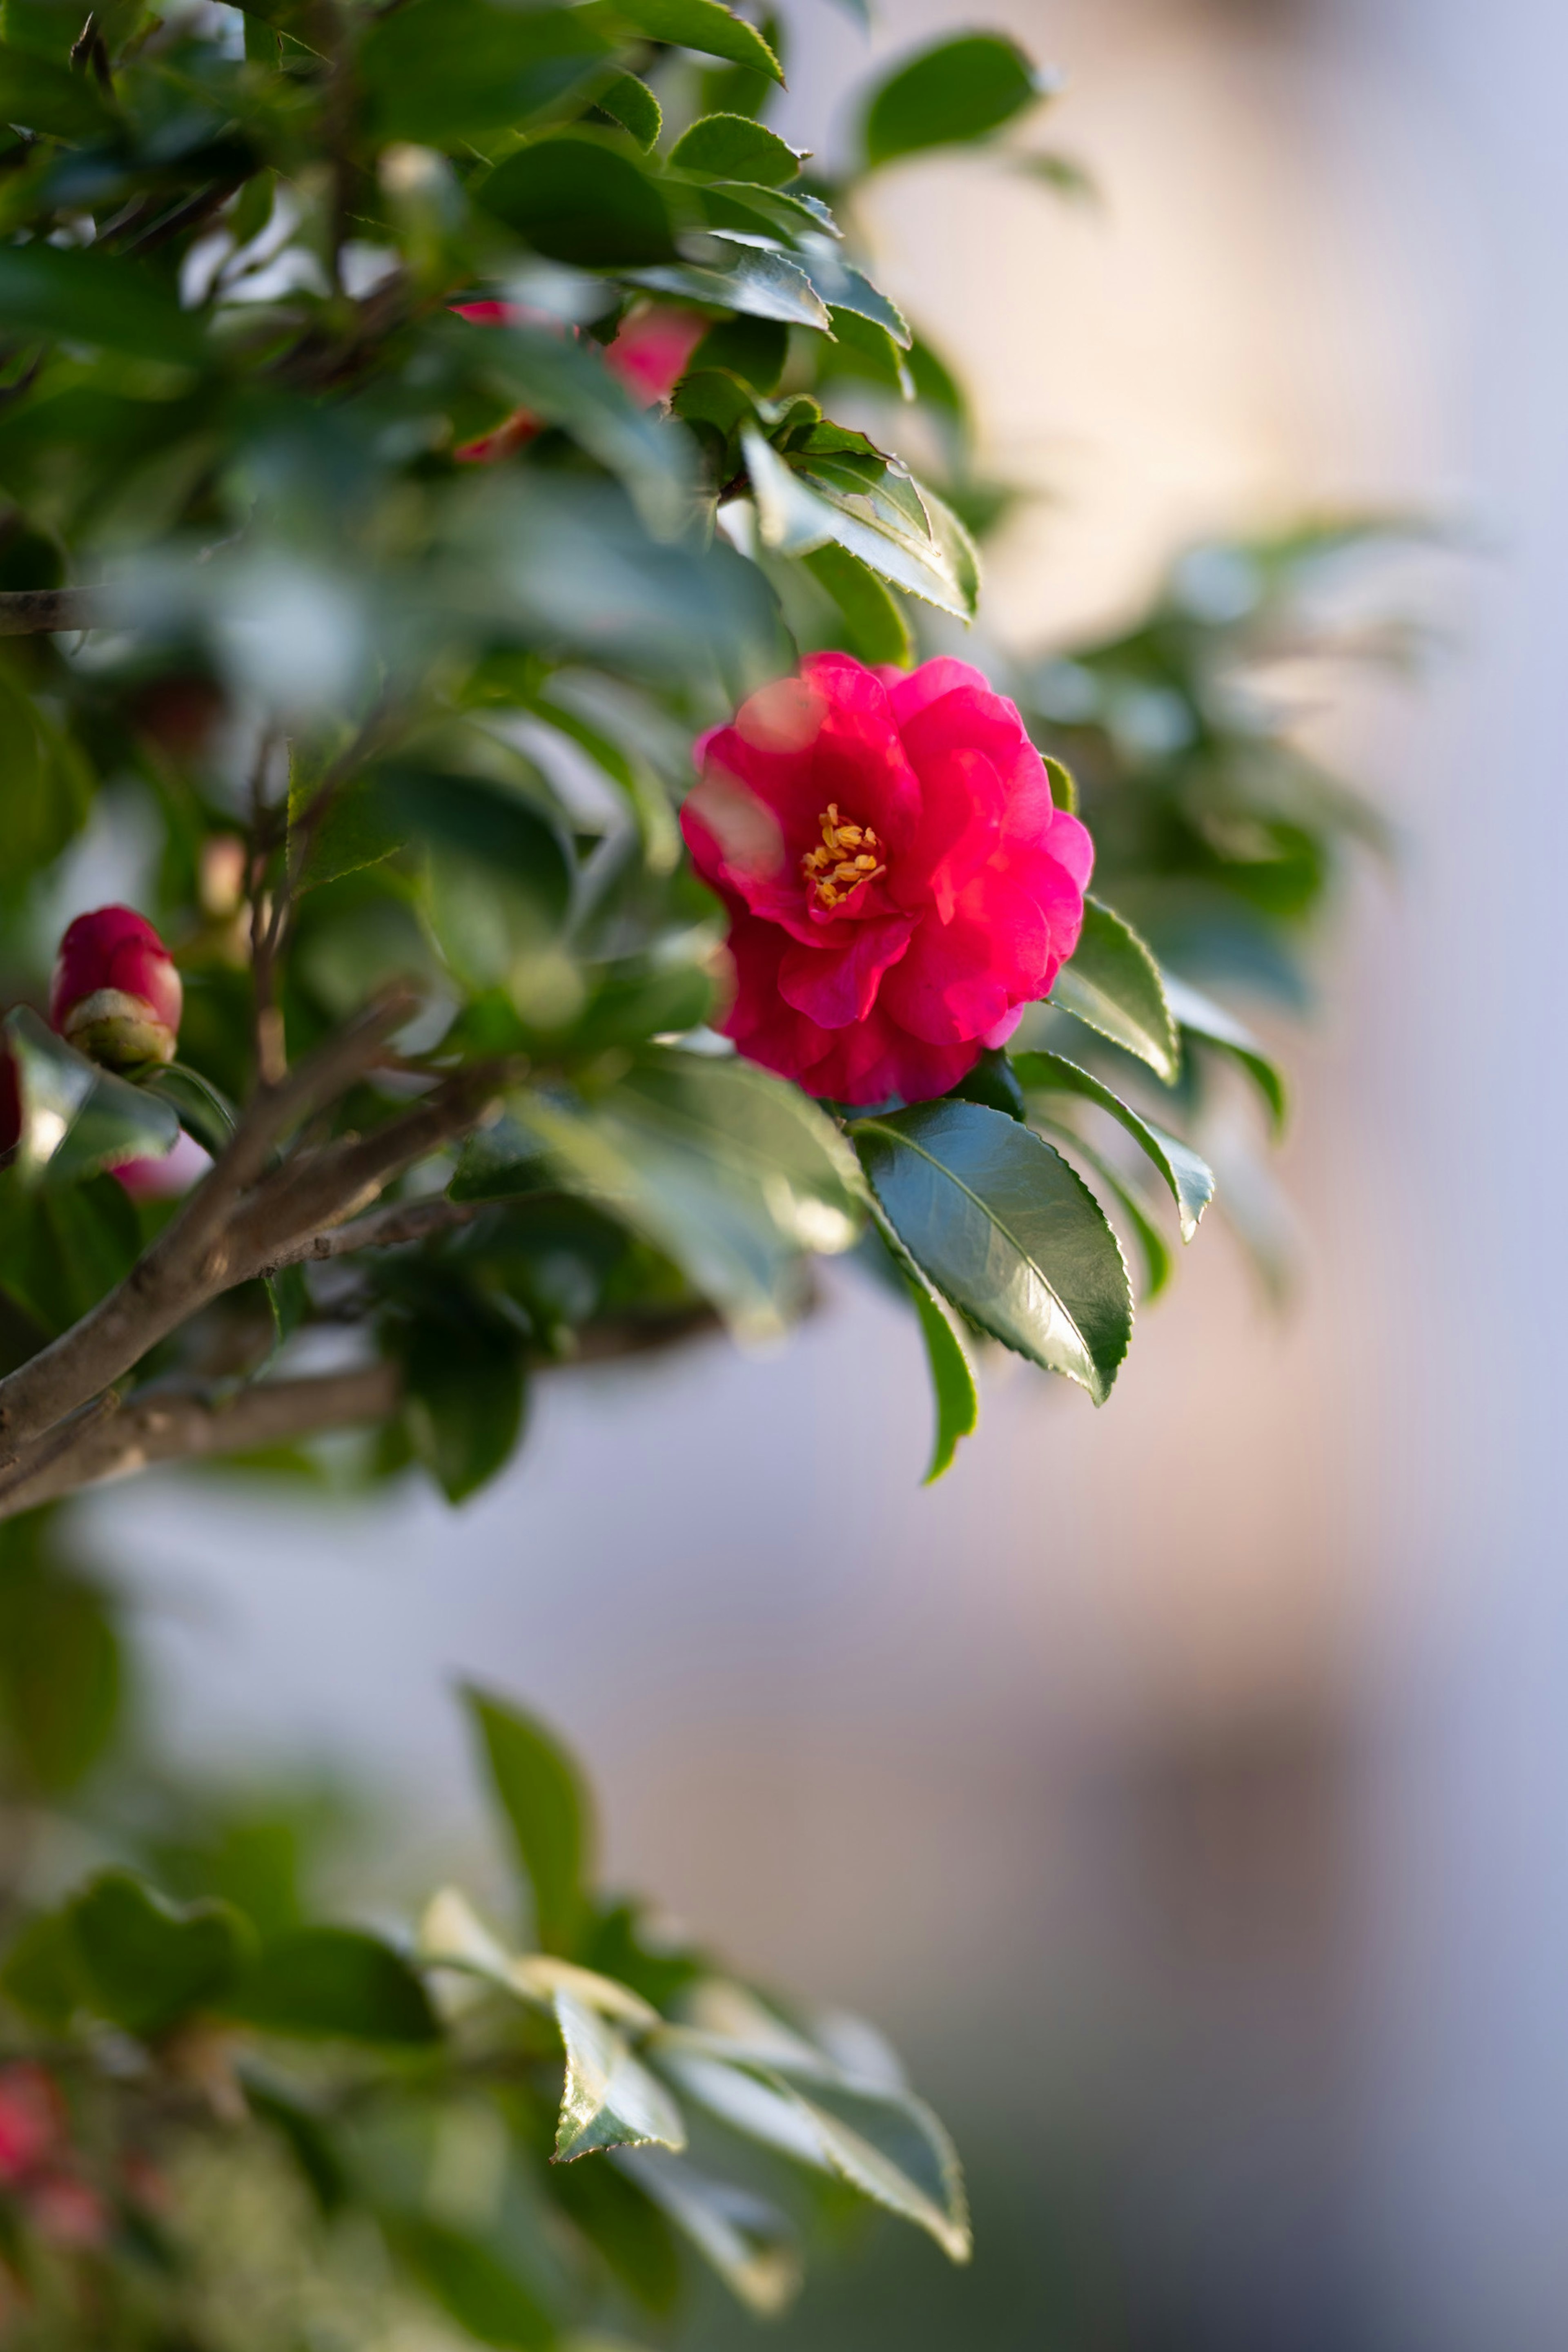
[{"x1": 801, "y1": 803, "x2": 886, "y2": 911}]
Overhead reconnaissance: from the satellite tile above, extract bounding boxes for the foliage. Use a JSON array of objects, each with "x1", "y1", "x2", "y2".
[{"x1": 0, "y1": 1, "x2": 1397, "y2": 2341}]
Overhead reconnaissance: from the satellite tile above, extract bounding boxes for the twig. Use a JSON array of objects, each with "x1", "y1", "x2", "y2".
[
  {"x1": 252, "y1": 1192, "x2": 485, "y2": 1277},
  {"x1": 0, "y1": 1388, "x2": 120, "y2": 1506},
  {"x1": 0, "y1": 587, "x2": 101, "y2": 636}
]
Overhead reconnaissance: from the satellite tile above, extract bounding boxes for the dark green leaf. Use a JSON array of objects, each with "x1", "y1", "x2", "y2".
[
  {"x1": 393, "y1": 2219, "x2": 557, "y2": 2350},
  {"x1": 228, "y1": 1926, "x2": 440, "y2": 2044},
  {"x1": 1010, "y1": 1050, "x2": 1214, "y2": 1240},
  {"x1": 5, "y1": 1005, "x2": 179, "y2": 1184},
  {"x1": 0, "y1": 1169, "x2": 140, "y2": 1337},
  {"x1": 464, "y1": 1687, "x2": 595, "y2": 1956},
  {"x1": 0, "y1": 244, "x2": 207, "y2": 364},
  {"x1": 1161, "y1": 971, "x2": 1288, "y2": 1135},
  {"x1": 670, "y1": 112, "x2": 805, "y2": 187},
  {"x1": 1035, "y1": 1118, "x2": 1172, "y2": 1302},
  {"x1": 1049, "y1": 897, "x2": 1181, "y2": 1084},
  {"x1": 793, "y1": 249, "x2": 909, "y2": 347},
  {"x1": 478, "y1": 135, "x2": 676, "y2": 268},
  {"x1": 449, "y1": 1116, "x2": 553, "y2": 1204},
  {"x1": 0, "y1": 1547, "x2": 121, "y2": 1794},
  {"x1": 359, "y1": 0, "x2": 610, "y2": 145},
  {"x1": 852, "y1": 1100, "x2": 1132, "y2": 1405},
  {"x1": 597, "y1": 69, "x2": 662, "y2": 150},
  {"x1": 907, "y1": 1262, "x2": 978, "y2": 1483},
  {"x1": 69, "y1": 1872, "x2": 249, "y2": 2040},
  {"x1": 554, "y1": 1989, "x2": 686, "y2": 2159},
  {"x1": 550, "y1": 2149, "x2": 683, "y2": 2315},
  {"x1": 862, "y1": 32, "x2": 1048, "y2": 168},
  {"x1": 802, "y1": 542, "x2": 912, "y2": 667},
  {"x1": 245, "y1": 2079, "x2": 350, "y2": 2215},
  {"x1": 583, "y1": 0, "x2": 782, "y2": 82},
  {"x1": 399, "y1": 1310, "x2": 528, "y2": 1505},
  {"x1": 0, "y1": 657, "x2": 91, "y2": 882},
  {"x1": 0, "y1": 38, "x2": 116, "y2": 139},
  {"x1": 0, "y1": 1908, "x2": 85, "y2": 2031},
  {"x1": 375, "y1": 767, "x2": 573, "y2": 986},
  {"x1": 686, "y1": 311, "x2": 787, "y2": 392}
]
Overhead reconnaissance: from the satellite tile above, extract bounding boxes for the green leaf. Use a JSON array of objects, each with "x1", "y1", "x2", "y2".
[
  {"x1": 583, "y1": 0, "x2": 782, "y2": 82},
  {"x1": 793, "y1": 249, "x2": 909, "y2": 347},
  {"x1": 614, "y1": 2149, "x2": 801, "y2": 2315},
  {"x1": 906, "y1": 1264, "x2": 978, "y2": 1483},
  {"x1": 1010, "y1": 1051, "x2": 1214, "y2": 1241},
  {"x1": 1043, "y1": 752, "x2": 1078, "y2": 813},
  {"x1": 0, "y1": 656, "x2": 92, "y2": 882},
  {"x1": 625, "y1": 243, "x2": 830, "y2": 331},
  {"x1": 376, "y1": 767, "x2": 573, "y2": 992},
  {"x1": 393, "y1": 2219, "x2": 557, "y2": 2350},
  {"x1": 744, "y1": 429, "x2": 976, "y2": 620},
  {"x1": 851, "y1": 1101, "x2": 1132, "y2": 1406},
  {"x1": 512, "y1": 1050, "x2": 864, "y2": 1342},
  {"x1": 652, "y1": 2033, "x2": 970, "y2": 2262},
  {"x1": 0, "y1": 1169, "x2": 140, "y2": 1337},
  {"x1": 143, "y1": 1062, "x2": 236, "y2": 1157},
  {"x1": 478, "y1": 134, "x2": 676, "y2": 268},
  {"x1": 1048, "y1": 897, "x2": 1181, "y2": 1084},
  {"x1": 68, "y1": 1872, "x2": 249, "y2": 2040},
  {"x1": 0, "y1": 244, "x2": 207, "y2": 365},
  {"x1": 597, "y1": 69, "x2": 662, "y2": 150},
  {"x1": 0, "y1": 1543, "x2": 121, "y2": 1795},
  {"x1": 1034, "y1": 1118, "x2": 1171, "y2": 1302},
  {"x1": 228, "y1": 1926, "x2": 440, "y2": 2044},
  {"x1": 359, "y1": 0, "x2": 611, "y2": 145},
  {"x1": 399, "y1": 1310, "x2": 528, "y2": 1505},
  {"x1": 1161, "y1": 971, "x2": 1288, "y2": 1135},
  {"x1": 554, "y1": 1989, "x2": 686, "y2": 2160},
  {"x1": 0, "y1": 38, "x2": 116, "y2": 139},
  {"x1": 802, "y1": 542, "x2": 913, "y2": 668},
  {"x1": 449, "y1": 1116, "x2": 552, "y2": 1204},
  {"x1": 0, "y1": 1908, "x2": 84, "y2": 2031},
  {"x1": 464, "y1": 1688, "x2": 595, "y2": 1956},
  {"x1": 670, "y1": 112, "x2": 805, "y2": 187},
  {"x1": 4, "y1": 1006, "x2": 179, "y2": 1184},
  {"x1": 862, "y1": 31, "x2": 1049, "y2": 168},
  {"x1": 686, "y1": 311, "x2": 787, "y2": 392}
]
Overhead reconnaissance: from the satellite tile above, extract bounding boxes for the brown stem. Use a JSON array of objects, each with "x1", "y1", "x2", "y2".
[
  {"x1": 252, "y1": 1192, "x2": 485, "y2": 1277},
  {"x1": 0, "y1": 588, "x2": 100, "y2": 636}
]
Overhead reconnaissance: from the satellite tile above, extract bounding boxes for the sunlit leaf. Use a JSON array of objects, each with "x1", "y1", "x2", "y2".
[
  {"x1": 1049, "y1": 897, "x2": 1181, "y2": 1083},
  {"x1": 1161, "y1": 971, "x2": 1288, "y2": 1134},
  {"x1": 1011, "y1": 1049, "x2": 1214, "y2": 1240},
  {"x1": 554, "y1": 1989, "x2": 686, "y2": 2160}
]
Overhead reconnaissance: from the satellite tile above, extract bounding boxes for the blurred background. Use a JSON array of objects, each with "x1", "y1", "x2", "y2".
[{"x1": 61, "y1": 0, "x2": 1568, "y2": 2345}]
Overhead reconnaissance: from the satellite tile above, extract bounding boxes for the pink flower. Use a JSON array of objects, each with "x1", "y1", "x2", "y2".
[
  {"x1": 113, "y1": 1130, "x2": 212, "y2": 1200},
  {"x1": 451, "y1": 301, "x2": 705, "y2": 462},
  {"x1": 682, "y1": 653, "x2": 1094, "y2": 1105},
  {"x1": 0, "y1": 2065, "x2": 62, "y2": 2187},
  {"x1": 50, "y1": 905, "x2": 182, "y2": 1071}
]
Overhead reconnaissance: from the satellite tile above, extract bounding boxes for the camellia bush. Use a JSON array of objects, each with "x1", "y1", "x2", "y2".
[{"x1": 0, "y1": 2, "x2": 1392, "y2": 2344}]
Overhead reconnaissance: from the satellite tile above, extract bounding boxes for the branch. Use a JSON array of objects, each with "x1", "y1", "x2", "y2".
[
  {"x1": 0, "y1": 588, "x2": 100, "y2": 637},
  {"x1": 253, "y1": 1192, "x2": 485, "y2": 1277},
  {"x1": 0, "y1": 1366, "x2": 402, "y2": 1520},
  {"x1": 0, "y1": 993, "x2": 419, "y2": 1459}
]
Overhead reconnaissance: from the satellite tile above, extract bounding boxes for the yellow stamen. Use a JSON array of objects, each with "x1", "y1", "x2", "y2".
[{"x1": 802, "y1": 803, "x2": 889, "y2": 912}]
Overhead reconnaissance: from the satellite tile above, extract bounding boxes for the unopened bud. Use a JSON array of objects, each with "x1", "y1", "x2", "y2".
[{"x1": 50, "y1": 905, "x2": 182, "y2": 1071}]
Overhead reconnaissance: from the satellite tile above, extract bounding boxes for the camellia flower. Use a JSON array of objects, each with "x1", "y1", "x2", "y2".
[
  {"x1": 50, "y1": 905, "x2": 182, "y2": 1070},
  {"x1": 451, "y1": 301, "x2": 705, "y2": 462},
  {"x1": 682, "y1": 653, "x2": 1093, "y2": 1105}
]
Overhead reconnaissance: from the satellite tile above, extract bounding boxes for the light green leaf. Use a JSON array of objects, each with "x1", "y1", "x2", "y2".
[
  {"x1": 554, "y1": 1989, "x2": 687, "y2": 2160},
  {"x1": 583, "y1": 0, "x2": 782, "y2": 82},
  {"x1": 625, "y1": 244, "x2": 830, "y2": 331},
  {"x1": 613, "y1": 2149, "x2": 801, "y2": 2314},
  {"x1": 464, "y1": 1688, "x2": 595, "y2": 1956},
  {"x1": 852, "y1": 1100, "x2": 1132, "y2": 1405},
  {"x1": 5, "y1": 1006, "x2": 179, "y2": 1185},
  {"x1": 1011, "y1": 1050, "x2": 1214, "y2": 1240},
  {"x1": 862, "y1": 31, "x2": 1050, "y2": 168},
  {"x1": 670, "y1": 112, "x2": 805, "y2": 187},
  {"x1": 597, "y1": 69, "x2": 662, "y2": 150},
  {"x1": 1161, "y1": 971, "x2": 1288, "y2": 1135},
  {"x1": 1049, "y1": 897, "x2": 1181, "y2": 1084},
  {"x1": 418, "y1": 1888, "x2": 658, "y2": 2029}
]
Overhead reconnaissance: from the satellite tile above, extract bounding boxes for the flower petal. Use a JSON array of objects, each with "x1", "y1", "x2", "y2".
[{"x1": 778, "y1": 916, "x2": 914, "y2": 1028}]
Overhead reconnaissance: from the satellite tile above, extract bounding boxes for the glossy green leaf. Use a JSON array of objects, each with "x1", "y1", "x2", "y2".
[
  {"x1": 393, "y1": 2219, "x2": 557, "y2": 2350},
  {"x1": 554, "y1": 1989, "x2": 686, "y2": 2160},
  {"x1": 1049, "y1": 897, "x2": 1181, "y2": 1084},
  {"x1": 862, "y1": 31, "x2": 1049, "y2": 167},
  {"x1": 597, "y1": 69, "x2": 662, "y2": 149},
  {"x1": 793, "y1": 249, "x2": 910, "y2": 347},
  {"x1": 69, "y1": 1872, "x2": 249, "y2": 2040},
  {"x1": 615, "y1": 2149, "x2": 801, "y2": 2314},
  {"x1": 464, "y1": 1688, "x2": 595, "y2": 1956},
  {"x1": 1035, "y1": 1118, "x2": 1172, "y2": 1302},
  {"x1": 228, "y1": 1926, "x2": 440, "y2": 2044},
  {"x1": 626, "y1": 243, "x2": 830, "y2": 331},
  {"x1": 419, "y1": 1886, "x2": 658, "y2": 2028},
  {"x1": 906, "y1": 1265, "x2": 978, "y2": 1483},
  {"x1": 514, "y1": 1049, "x2": 864, "y2": 1341},
  {"x1": 852, "y1": 1100, "x2": 1132, "y2": 1405},
  {"x1": 584, "y1": 0, "x2": 782, "y2": 82},
  {"x1": 359, "y1": 0, "x2": 610, "y2": 145},
  {"x1": 802, "y1": 541, "x2": 913, "y2": 667},
  {"x1": 1161, "y1": 971, "x2": 1288, "y2": 1135},
  {"x1": 670, "y1": 112, "x2": 805, "y2": 186},
  {"x1": 1011, "y1": 1050, "x2": 1214, "y2": 1240},
  {"x1": 744, "y1": 430, "x2": 976, "y2": 620},
  {"x1": 478, "y1": 135, "x2": 676, "y2": 268},
  {"x1": 0, "y1": 245, "x2": 207, "y2": 365},
  {"x1": 0, "y1": 38, "x2": 116, "y2": 138},
  {"x1": 4, "y1": 1006, "x2": 179, "y2": 1185}
]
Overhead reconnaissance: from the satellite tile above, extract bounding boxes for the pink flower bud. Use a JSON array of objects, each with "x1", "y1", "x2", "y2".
[{"x1": 49, "y1": 906, "x2": 182, "y2": 1071}]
